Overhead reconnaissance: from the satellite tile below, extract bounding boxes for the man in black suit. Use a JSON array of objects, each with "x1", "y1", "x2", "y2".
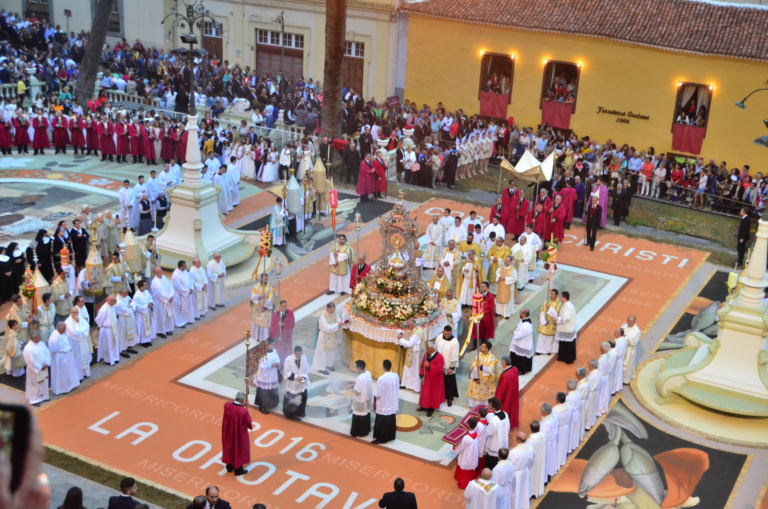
[
  {"x1": 584, "y1": 194, "x2": 602, "y2": 251},
  {"x1": 610, "y1": 183, "x2": 628, "y2": 226},
  {"x1": 107, "y1": 477, "x2": 140, "y2": 509},
  {"x1": 345, "y1": 142, "x2": 361, "y2": 185},
  {"x1": 187, "y1": 486, "x2": 231, "y2": 509},
  {"x1": 737, "y1": 207, "x2": 751, "y2": 266},
  {"x1": 378, "y1": 478, "x2": 417, "y2": 509}
]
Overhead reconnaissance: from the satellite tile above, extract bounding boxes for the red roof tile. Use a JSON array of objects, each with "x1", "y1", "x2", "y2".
[{"x1": 398, "y1": 0, "x2": 768, "y2": 61}]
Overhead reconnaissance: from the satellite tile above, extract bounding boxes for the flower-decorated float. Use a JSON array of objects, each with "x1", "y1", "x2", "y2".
[{"x1": 345, "y1": 194, "x2": 446, "y2": 379}]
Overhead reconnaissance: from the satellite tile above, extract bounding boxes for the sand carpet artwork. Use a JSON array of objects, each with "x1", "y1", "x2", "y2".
[
  {"x1": 33, "y1": 199, "x2": 709, "y2": 508},
  {"x1": 539, "y1": 398, "x2": 750, "y2": 509}
]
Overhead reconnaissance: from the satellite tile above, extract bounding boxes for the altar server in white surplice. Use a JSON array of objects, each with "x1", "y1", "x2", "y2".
[
  {"x1": 96, "y1": 296, "x2": 121, "y2": 365},
  {"x1": 397, "y1": 319, "x2": 422, "y2": 393},
  {"x1": 597, "y1": 343, "x2": 612, "y2": 415},
  {"x1": 586, "y1": 360, "x2": 601, "y2": 429},
  {"x1": 491, "y1": 449, "x2": 516, "y2": 509},
  {"x1": 311, "y1": 302, "x2": 343, "y2": 374},
  {"x1": 527, "y1": 422, "x2": 547, "y2": 498},
  {"x1": 64, "y1": 307, "x2": 90, "y2": 379},
  {"x1": 283, "y1": 346, "x2": 310, "y2": 421},
  {"x1": 552, "y1": 393, "x2": 572, "y2": 468},
  {"x1": 350, "y1": 361, "x2": 374, "y2": 438},
  {"x1": 424, "y1": 215, "x2": 443, "y2": 269},
  {"x1": 453, "y1": 419, "x2": 479, "y2": 489},
  {"x1": 613, "y1": 329, "x2": 628, "y2": 394},
  {"x1": 48, "y1": 322, "x2": 81, "y2": 395},
  {"x1": 23, "y1": 331, "x2": 51, "y2": 406},
  {"x1": 464, "y1": 470, "x2": 503, "y2": 509},
  {"x1": 133, "y1": 280, "x2": 156, "y2": 346},
  {"x1": 189, "y1": 258, "x2": 208, "y2": 319},
  {"x1": 566, "y1": 380, "x2": 582, "y2": 453},
  {"x1": 172, "y1": 261, "x2": 196, "y2": 327},
  {"x1": 116, "y1": 287, "x2": 138, "y2": 357},
  {"x1": 510, "y1": 433, "x2": 534, "y2": 509},
  {"x1": 539, "y1": 403, "x2": 559, "y2": 480},
  {"x1": 372, "y1": 360, "x2": 400, "y2": 445},
  {"x1": 622, "y1": 315, "x2": 641, "y2": 384},
  {"x1": 206, "y1": 253, "x2": 227, "y2": 308},
  {"x1": 151, "y1": 267, "x2": 175, "y2": 337},
  {"x1": 608, "y1": 340, "x2": 619, "y2": 395},
  {"x1": 576, "y1": 368, "x2": 590, "y2": 440}
]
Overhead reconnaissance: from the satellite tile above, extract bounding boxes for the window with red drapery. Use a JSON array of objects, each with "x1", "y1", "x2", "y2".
[
  {"x1": 478, "y1": 52, "x2": 514, "y2": 119},
  {"x1": 671, "y1": 82, "x2": 713, "y2": 155}
]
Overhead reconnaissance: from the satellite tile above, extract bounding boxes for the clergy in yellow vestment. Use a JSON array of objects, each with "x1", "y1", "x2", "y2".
[
  {"x1": 6, "y1": 298, "x2": 31, "y2": 344},
  {"x1": 427, "y1": 266, "x2": 451, "y2": 301},
  {"x1": 486, "y1": 238, "x2": 512, "y2": 295},
  {"x1": 250, "y1": 274, "x2": 277, "y2": 342},
  {"x1": 105, "y1": 255, "x2": 130, "y2": 296},
  {"x1": 51, "y1": 272, "x2": 72, "y2": 320},
  {"x1": 466, "y1": 341, "x2": 501, "y2": 407},
  {"x1": 535, "y1": 290, "x2": 563, "y2": 355},
  {"x1": 458, "y1": 237, "x2": 482, "y2": 263}
]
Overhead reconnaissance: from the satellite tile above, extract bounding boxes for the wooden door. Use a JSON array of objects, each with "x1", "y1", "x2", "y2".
[
  {"x1": 203, "y1": 36, "x2": 223, "y2": 61},
  {"x1": 256, "y1": 44, "x2": 304, "y2": 82},
  {"x1": 342, "y1": 57, "x2": 364, "y2": 96}
]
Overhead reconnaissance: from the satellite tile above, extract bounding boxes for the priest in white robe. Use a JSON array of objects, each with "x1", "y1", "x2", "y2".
[
  {"x1": 528, "y1": 422, "x2": 547, "y2": 499},
  {"x1": 206, "y1": 253, "x2": 227, "y2": 309},
  {"x1": 597, "y1": 343, "x2": 612, "y2": 416},
  {"x1": 350, "y1": 360, "x2": 373, "y2": 437},
  {"x1": 96, "y1": 296, "x2": 121, "y2": 365},
  {"x1": 189, "y1": 258, "x2": 208, "y2": 318},
  {"x1": 372, "y1": 359, "x2": 399, "y2": 445},
  {"x1": 424, "y1": 215, "x2": 443, "y2": 269},
  {"x1": 254, "y1": 338, "x2": 280, "y2": 414},
  {"x1": 586, "y1": 360, "x2": 601, "y2": 429},
  {"x1": 510, "y1": 237, "x2": 532, "y2": 291},
  {"x1": 445, "y1": 217, "x2": 467, "y2": 246},
  {"x1": 213, "y1": 168, "x2": 232, "y2": 215},
  {"x1": 566, "y1": 380, "x2": 582, "y2": 453},
  {"x1": 622, "y1": 315, "x2": 641, "y2": 384},
  {"x1": 172, "y1": 261, "x2": 195, "y2": 327},
  {"x1": 133, "y1": 280, "x2": 156, "y2": 346},
  {"x1": 495, "y1": 257, "x2": 517, "y2": 318},
  {"x1": 438, "y1": 210, "x2": 455, "y2": 248},
  {"x1": 116, "y1": 287, "x2": 138, "y2": 358},
  {"x1": 612, "y1": 329, "x2": 628, "y2": 394},
  {"x1": 539, "y1": 403, "x2": 559, "y2": 480},
  {"x1": 48, "y1": 322, "x2": 81, "y2": 395},
  {"x1": 484, "y1": 217, "x2": 506, "y2": 242},
  {"x1": 464, "y1": 470, "x2": 503, "y2": 509},
  {"x1": 151, "y1": 267, "x2": 175, "y2": 337},
  {"x1": 552, "y1": 393, "x2": 572, "y2": 468},
  {"x1": 491, "y1": 449, "x2": 516, "y2": 509},
  {"x1": 283, "y1": 345, "x2": 310, "y2": 421},
  {"x1": 327, "y1": 235, "x2": 354, "y2": 295},
  {"x1": 23, "y1": 331, "x2": 51, "y2": 406},
  {"x1": 397, "y1": 320, "x2": 422, "y2": 393},
  {"x1": 576, "y1": 368, "x2": 590, "y2": 440},
  {"x1": 439, "y1": 241, "x2": 460, "y2": 288},
  {"x1": 311, "y1": 302, "x2": 343, "y2": 374},
  {"x1": 510, "y1": 433, "x2": 534, "y2": 509},
  {"x1": 64, "y1": 307, "x2": 90, "y2": 379}
]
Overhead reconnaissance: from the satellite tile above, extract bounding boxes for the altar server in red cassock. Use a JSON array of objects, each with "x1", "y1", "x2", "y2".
[
  {"x1": 0, "y1": 118, "x2": 11, "y2": 155},
  {"x1": 52, "y1": 111, "x2": 70, "y2": 154},
  {"x1": 142, "y1": 120, "x2": 157, "y2": 165},
  {"x1": 548, "y1": 195, "x2": 566, "y2": 243},
  {"x1": 454, "y1": 418, "x2": 479, "y2": 489},
  {"x1": 115, "y1": 116, "x2": 131, "y2": 164},
  {"x1": 511, "y1": 192, "x2": 530, "y2": 239},
  {"x1": 417, "y1": 341, "x2": 444, "y2": 417},
  {"x1": 495, "y1": 357, "x2": 520, "y2": 429},
  {"x1": 349, "y1": 255, "x2": 371, "y2": 290},
  {"x1": 128, "y1": 118, "x2": 143, "y2": 163},
  {"x1": 97, "y1": 118, "x2": 116, "y2": 161},
  {"x1": 161, "y1": 123, "x2": 178, "y2": 162},
  {"x1": 557, "y1": 181, "x2": 578, "y2": 229},
  {"x1": 221, "y1": 392, "x2": 254, "y2": 476},
  {"x1": 12, "y1": 112, "x2": 30, "y2": 153},
  {"x1": 500, "y1": 181, "x2": 518, "y2": 233},
  {"x1": 69, "y1": 114, "x2": 86, "y2": 155},
  {"x1": 85, "y1": 117, "x2": 99, "y2": 156},
  {"x1": 479, "y1": 282, "x2": 496, "y2": 340},
  {"x1": 32, "y1": 111, "x2": 50, "y2": 154},
  {"x1": 177, "y1": 127, "x2": 188, "y2": 163},
  {"x1": 268, "y1": 300, "x2": 295, "y2": 366},
  {"x1": 373, "y1": 150, "x2": 388, "y2": 199}
]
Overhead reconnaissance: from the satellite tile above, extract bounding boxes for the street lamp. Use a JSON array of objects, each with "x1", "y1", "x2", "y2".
[
  {"x1": 273, "y1": 11, "x2": 285, "y2": 78},
  {"x1": 735, "y1": 82, "x2": 768, "y2": 110}
]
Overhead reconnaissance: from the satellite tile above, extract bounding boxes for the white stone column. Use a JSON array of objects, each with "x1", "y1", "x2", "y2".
[
  {"x1": 26, "y1": 67, "x2": 40, "y2": 101},
  {"x1": 94, "y1": 72, "x2": 104, "y2": 97}
]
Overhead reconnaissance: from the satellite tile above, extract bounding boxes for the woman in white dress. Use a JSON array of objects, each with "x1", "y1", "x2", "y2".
[
  {"x1": 260, "y1": 145, "x2": 278, "y2": 183},
  {"x1": 164, "y1": 89, "x2": 176, "y2": 112},
  {"x1": 240, "y1": 140, "x2": 256, "y2": 180},
  {"x1": 153, "y1": 121, "x2": 162, "y2": 157}
]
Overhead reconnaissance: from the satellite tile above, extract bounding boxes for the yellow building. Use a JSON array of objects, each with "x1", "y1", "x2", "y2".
[{"x1": 398, "y1": 0, "x2": 768, "y2": 168}]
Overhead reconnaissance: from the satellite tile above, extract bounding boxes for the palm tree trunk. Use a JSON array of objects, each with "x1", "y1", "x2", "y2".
[
  {"x1": 75, "y1": 0, "x2": 115, "y2": 109},
  {"x1": 320, "y1": 0, "x2": 347, "y2": 141}
]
